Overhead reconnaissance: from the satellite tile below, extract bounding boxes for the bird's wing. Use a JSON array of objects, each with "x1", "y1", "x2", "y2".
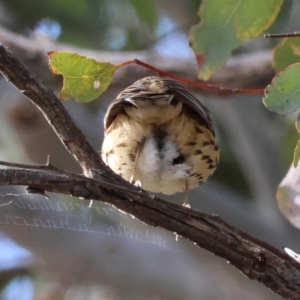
[
  {"x1": 104, "y1": 76, "x2": 214, "y2": 133},
  {"x1": 160, "y1": 77, "x2": 214, "y2": 133}
]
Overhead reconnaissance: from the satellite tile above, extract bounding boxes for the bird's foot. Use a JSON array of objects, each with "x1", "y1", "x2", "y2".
[
  {"x1": 182, "y1": 201, "x2": 191, "y2": 209},
  {"x1": 130, "y1": 175, "x2": 142, "y2": 191}
]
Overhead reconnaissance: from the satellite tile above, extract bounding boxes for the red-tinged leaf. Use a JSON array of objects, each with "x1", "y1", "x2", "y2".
[
  {"x1": 196, "y1": 54, "x2": 205, "y2": 69},
  {"x1": 48, "y1": 51, "x2": 118, "y2": 103}
]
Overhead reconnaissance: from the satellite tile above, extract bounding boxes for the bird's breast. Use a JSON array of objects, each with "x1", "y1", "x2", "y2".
[{"x1": 136, "y1": 131, "x2": 192, "y2": 183}]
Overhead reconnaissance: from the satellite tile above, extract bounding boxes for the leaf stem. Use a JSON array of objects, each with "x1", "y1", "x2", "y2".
[{"x1": 118, "y1": 59, "x2": 265, "y2": 95}]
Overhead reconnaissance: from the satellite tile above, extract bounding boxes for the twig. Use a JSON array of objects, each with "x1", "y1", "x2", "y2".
[
  {"x1": 118, "y1": 59, "x2": 265, "y2": 95},
  {"x1": 265, "y1": 32, "x2": 300, "y2": 38}
]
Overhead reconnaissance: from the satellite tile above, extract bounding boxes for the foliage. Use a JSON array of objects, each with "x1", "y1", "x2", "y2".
[
  {"x1": 48, "y1": 52, "x2": 118, "y2": 102},
  {"x1": 264, "y1": 63, "x2": 300, "y2": 115}
]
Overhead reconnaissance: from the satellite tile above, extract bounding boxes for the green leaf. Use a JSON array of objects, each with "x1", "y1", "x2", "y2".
[
  {"x1": 235, "y1": 0, "x2": 282, "y2": 40},
  {"x1": 273, "y1": 38, "x2": 300, "y2": 72},
  {"x1": 48, "y1": 51, "x2": 118, "y2": 102},
  {"x1": 263, "y1": 63, "x2": 300, "y2": 115},
  {"x1": 189, "y1": 0, "x2": 283, "y2": 80},
  {"x1": 294, "y1": 140, "x2": 300, "y2": 168}
]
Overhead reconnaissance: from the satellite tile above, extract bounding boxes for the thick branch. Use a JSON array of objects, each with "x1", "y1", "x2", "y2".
[
  {"x1": 0, "y1": 45, "x2": 298, "y2": 299},
  {"x1": 0, "y1": 167, "x2": 300, "y2": 299}
]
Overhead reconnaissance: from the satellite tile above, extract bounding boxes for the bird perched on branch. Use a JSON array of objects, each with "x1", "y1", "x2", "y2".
[{"x1": 101, "y1": 76, "x2": 219, "y2": 206}]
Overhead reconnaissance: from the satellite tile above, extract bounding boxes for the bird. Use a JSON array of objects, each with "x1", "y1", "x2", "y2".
[{"x1": 101, "y1": 76, "x2": 219, "y2": 206}]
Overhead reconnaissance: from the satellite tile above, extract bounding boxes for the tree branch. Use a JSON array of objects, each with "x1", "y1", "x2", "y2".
[
  {"x1": 0, "y1": 165, "x2": 300, "y2": 299},
  {"x1": 0, "y1": 45, "x2": 298, "y2": 299}
]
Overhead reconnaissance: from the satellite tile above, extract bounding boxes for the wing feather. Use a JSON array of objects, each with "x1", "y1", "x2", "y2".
[{"x1": 104, "y1": 76, "x2": 214, "y2": 133}]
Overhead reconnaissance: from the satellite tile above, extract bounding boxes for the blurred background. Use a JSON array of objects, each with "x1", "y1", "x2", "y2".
[{"x1": 0, "y1": 0, "x2": 298, "y2": 299}]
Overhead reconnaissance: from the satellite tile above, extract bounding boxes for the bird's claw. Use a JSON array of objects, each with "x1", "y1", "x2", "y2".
[{"x1": 130, "y1": 175, "x2": 142, "y2": 191}]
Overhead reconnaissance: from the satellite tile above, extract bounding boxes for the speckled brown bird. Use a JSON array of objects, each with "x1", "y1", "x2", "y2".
[{"x1": 101, "y1": 76, "x2": 219, "y2": 205}]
